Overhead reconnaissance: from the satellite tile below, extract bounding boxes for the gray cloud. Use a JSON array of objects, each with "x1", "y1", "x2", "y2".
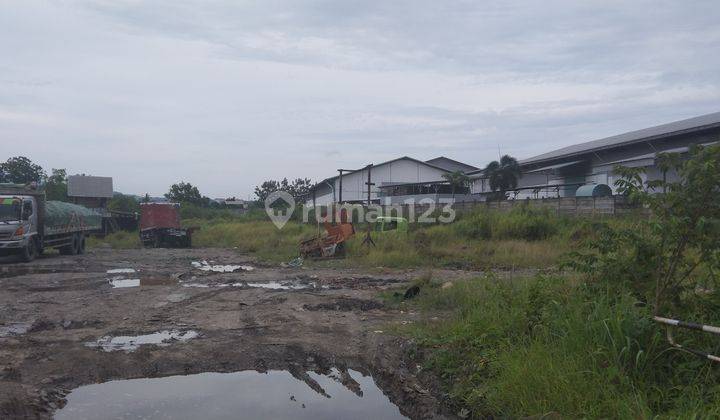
[{"x1": 1, "y1": 0, "x2": 718, "y2": 197}]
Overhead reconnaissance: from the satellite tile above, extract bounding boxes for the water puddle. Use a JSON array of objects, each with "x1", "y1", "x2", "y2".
[
  {"x1": 0, "y1": 322, "x2": 32, "y2": 337},
  {"x1": 108, "y1": 275, "x2": 177, "y2": 288},
  {"x1": 192, "y1": 261, "x2": 254, "y2": 273},
  {"x1": 241, "y1": 281, "x2": 321, "y2": 290},
  {"x1": 85, "y1": 330, "x2": 198, "y2": 352},
  {"x1": 55, "y1": 368, "x2": 406, "y2": 419},
  {"x1": 109, "y1": 278, "x2": 141, "y2": 288},
  {"x1": 181, "y1": 282, "x2": 211, "y2": 288},
  {"x1": 106, "y1": 268, "x2": 136, "y2": 274},
  {"x1": 179, "y1": 280, "x2": 326, "y2": 290}
]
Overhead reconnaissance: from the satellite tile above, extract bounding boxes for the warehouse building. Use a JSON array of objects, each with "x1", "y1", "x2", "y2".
[
  {"x1": 306, "y1": 156, "x2": 477, "y2": 206},
  {"x1": 471, "y1": 111, "x2": 720, "y2": 199}
]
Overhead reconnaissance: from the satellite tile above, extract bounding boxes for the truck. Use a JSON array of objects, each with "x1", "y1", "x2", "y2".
[
  {"x1": 139, "y1": 203, "x2": 194, "y2": 248},
  {"x1": 0, "y1": 183, "x2": 102, "y2": 262}
]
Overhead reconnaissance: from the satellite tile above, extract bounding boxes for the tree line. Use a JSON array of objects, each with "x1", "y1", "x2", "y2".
[
  {"x1": 0, "y1": 156, "x2": 227, "y2": 213},
  {"x1": 253, "y1": 178, "x2": 312, "y2": 202}
]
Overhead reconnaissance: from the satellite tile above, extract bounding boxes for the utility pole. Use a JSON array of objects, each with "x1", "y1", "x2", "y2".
[
  {"x1": 362, "y1": 164, "x2": 376, "y2": 247},
  {"x1": 365, "y1": 164, "x2": 374, "y2": 206},
  {"x1": 337, "y1": 168, "x2": 354, "y2": 224},
  {"x1": 337, "y1": 169, "x2": 344, "y2": 204}
]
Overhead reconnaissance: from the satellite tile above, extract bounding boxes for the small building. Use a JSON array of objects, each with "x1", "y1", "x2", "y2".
[
  {"x1": 67, "y1": 175, "x2": 114, "y2": 209},
  {"x1": 224, "y1": 199, "x2": 248, "y2": 208},
  {"x1": 471, "y1": 111, "x2": 720, "y2": 199}
]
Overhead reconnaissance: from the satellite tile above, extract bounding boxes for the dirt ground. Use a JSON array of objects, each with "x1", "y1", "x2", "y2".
[{"x1": 0, "y1": 247, "x2": 489, "y2": 419}]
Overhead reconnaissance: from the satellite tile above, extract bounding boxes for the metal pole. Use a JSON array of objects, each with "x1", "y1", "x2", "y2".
[
  {"x1": 653, "y1": 316, "x2": 720, "y2": 363},
  {"x1": 338, "y1": 169, "x2": 344, "y2": 204},
  {"x1": 362, "y1": 164, "x2": 376, "y2": 247},
  {"x1": 366, "y1": 165, "x2": 373, "y2": 206}
]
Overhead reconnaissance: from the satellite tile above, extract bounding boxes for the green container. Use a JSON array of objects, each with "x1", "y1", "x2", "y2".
[{"x1": 374, "y1": 216, "x2": 409, "y2": 233}]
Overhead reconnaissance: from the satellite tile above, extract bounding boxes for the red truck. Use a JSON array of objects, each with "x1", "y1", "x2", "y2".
[{"x1": 139, "y1": 203, "x2": 194, "y2": 248}]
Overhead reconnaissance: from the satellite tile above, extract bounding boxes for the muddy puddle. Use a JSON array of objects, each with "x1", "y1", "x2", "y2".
[
  {"x1": 55, "y1": 368, "x2": 406, "y2": 419},
  {"x1": 0, "y1": 322, "x2": 31, "y2": 337},
  {"x1": 106, "y1": 268, "x2": 136, "y2": 274},
  {"x1": 192, "y1": 261, "x2": 254, "y2": 273},
  {"x1": 239, "y1": 281, "x2": 325, "y2": 290},
  {"x1": 85, "y1": 330, "x2": 199, "y2": 351},
  {"x1": 180, "y1": 279, "x2": 325, "y2": 290},
  {"x1": 108, "y1": 274, "x2": 177, "y2": 288},
  {"x1": 108, "y1": 278, "x2": 141, "y2": 288}
]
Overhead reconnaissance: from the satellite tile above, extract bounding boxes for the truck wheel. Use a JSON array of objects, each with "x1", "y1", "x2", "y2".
[
  {"x1": 20, "y1": 238, "x2": 37, "y2": 262},
  {"x1": 60, "y1": 233, "x2": 80, "y2": 255},
  {"x1": 71, "y1": 233, "x2": 81, "y2": 255},
  {"x1": 77, "y1": 234, "x2": 86, "y2": 254}
]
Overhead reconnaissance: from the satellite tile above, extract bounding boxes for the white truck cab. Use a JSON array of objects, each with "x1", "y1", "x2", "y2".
[
  {"x1": 0, "y1": 184, "x2": 102, "y2": 262},
  {"x1": 0, "y1": 195, "x2": 39, "y2": 260}
]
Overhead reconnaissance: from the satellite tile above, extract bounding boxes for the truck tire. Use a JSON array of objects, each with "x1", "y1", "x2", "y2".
[
  {"x1": 77, "y1": 234, "x2": 86, "y2": 254},
  {"x1": 60, "y1": 233, "x2": 80, "y2": 255},
  {"x1": 20, "y1": 237, "x2": 37, "y2": 262}
]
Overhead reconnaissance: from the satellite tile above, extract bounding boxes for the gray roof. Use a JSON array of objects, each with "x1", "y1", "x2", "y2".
[
  {"x1": 603, "y1": 140, "x2": 719, "y2": 166},
  {"x1": 315, "y1": 156, "x2": 451, "y2": 184},
  {"x1": 522, "y1": 111, "x2": 720, "y2": 165},
  {"x1": 67, "y1": 175, "x2": 114, "y2": 198},
  {"x1": 425, "y1": 156, "x2": 478, "y2": 173}
]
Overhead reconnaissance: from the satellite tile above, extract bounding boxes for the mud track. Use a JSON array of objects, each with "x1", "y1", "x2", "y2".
[{"x1": 0, "y1": 248, "x2": 481, "y2": 419}]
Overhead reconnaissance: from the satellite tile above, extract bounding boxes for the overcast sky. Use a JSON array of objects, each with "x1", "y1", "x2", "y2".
[{"x1": 2, "y1": 1, "x2": 719, "y2": 198}]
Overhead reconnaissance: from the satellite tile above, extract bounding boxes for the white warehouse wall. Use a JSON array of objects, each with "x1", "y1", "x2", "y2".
[{"x1": 308, "y1": 158, "x2": 449, "y2": 205}]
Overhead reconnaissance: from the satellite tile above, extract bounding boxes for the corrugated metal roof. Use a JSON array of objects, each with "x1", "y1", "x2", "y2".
[
  {"x1": 425, "y1": 156, "x2": 478, "y2": 172},
  {"x1": 604, "y1": 140, "x2": 719, "y2": 166},
  {"x1": 525, "y1": 160, "x2": 585, "y2": 173},
  {"x1": 67, "y1": 175, "x2": 114, "y2": 198},
  {"x1": 312, "y1": 156, "x2": 451, "y2": 187},
  {"x1": 522, "y1": 111, "x2": 720, "y2": 165}
]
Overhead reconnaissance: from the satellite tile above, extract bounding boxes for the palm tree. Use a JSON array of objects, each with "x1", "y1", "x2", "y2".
[
  {"x1": 483, "y1": 155, "x2": 521, "y2": 199},
  {"x1": 441, "y1": 171, "x2": 471, "y2": 198}
]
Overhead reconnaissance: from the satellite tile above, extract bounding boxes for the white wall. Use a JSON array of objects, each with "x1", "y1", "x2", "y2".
[{"x1": 308, "y1": 158, "x2": 448, "y2": 205}]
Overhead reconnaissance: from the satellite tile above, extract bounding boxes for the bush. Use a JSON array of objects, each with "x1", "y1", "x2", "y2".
[
  {"x1": 454, "y1": 207, "x2": 558, "y2": 241},
  {"x1": 493, "y1": 208, "x2": 558, "y2": 241},
  {"x1": 402, "y1": 274, "x2": 720, "y2": 418},
  {"x1": 87, "y1": 230, "x2": 141, "y2": 249},
  {"x1": 454, "y1": 211, "x2": 493, "y2": 239},
  {"x1": 190, "y1": 219, "x2": 315, "y2": 261}
]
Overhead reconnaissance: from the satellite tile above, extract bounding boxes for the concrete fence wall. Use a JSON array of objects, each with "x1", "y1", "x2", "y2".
[
  {"x1": 375, "y1": 195, "x2": 646, "y2": 219},
  {"x1": 301, "y1": 195, "x2": 646, "y2": 224}
]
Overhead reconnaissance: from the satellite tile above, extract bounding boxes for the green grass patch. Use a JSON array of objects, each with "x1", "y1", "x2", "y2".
[
  {"x1": 394, "y1": 274, "x2": 720, "y2": 418},
  {"x1": 87, "y1": 230, "x2": 141, "y2": 249},
  {"x1": 188, "y1": 219, "x2": 316, "y2": 262},
  {"x1": 91, "y1": 207, "x2": 634, "y2": 270}
]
